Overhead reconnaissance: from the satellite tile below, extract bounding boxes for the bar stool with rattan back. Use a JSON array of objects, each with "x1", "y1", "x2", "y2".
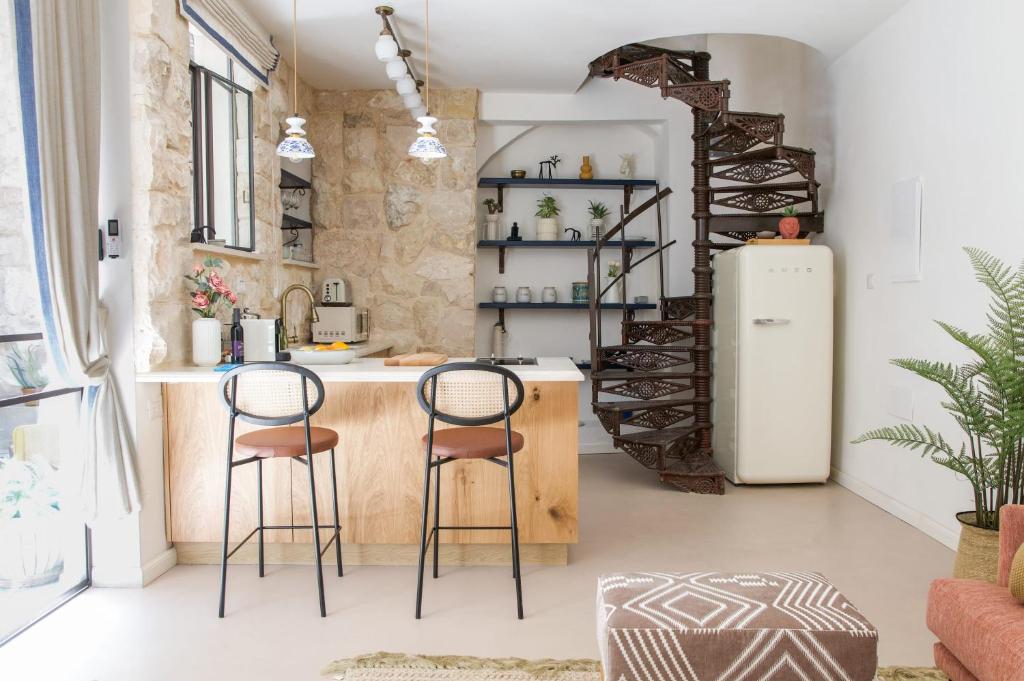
[
  {"x1": 414, "y1": 362, "x2": 526, "y2": 619},
  {"x1": 217, "y1": 363, "x2": 343, "y2": 618}
]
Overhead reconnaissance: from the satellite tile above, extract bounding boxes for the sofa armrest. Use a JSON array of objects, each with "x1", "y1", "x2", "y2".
[{"x1": 998, "y1": 504, "x2": 1024, "y2": 588}]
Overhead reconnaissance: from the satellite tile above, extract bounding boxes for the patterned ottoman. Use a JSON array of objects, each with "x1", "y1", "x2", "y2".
[{"x1": 597, "y1": 572, "x2": 878, "y2": 681}]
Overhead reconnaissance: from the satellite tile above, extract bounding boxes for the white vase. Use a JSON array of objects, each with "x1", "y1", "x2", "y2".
[
  {"x1": 590, "y1": 218, "x2": 605, "y2": 241},
  {"x1": 192, "y1": 317, "x2": 222, "y2": 366},
  {"x1": 536, "y1": 218, "x2": 558, "y2": 241},
  {"x1": 602, "y1": 277, "x2": 622, "y2": 305},
  {"x1": 485, "y1": 214, "x2": 500, "y2": 240}
]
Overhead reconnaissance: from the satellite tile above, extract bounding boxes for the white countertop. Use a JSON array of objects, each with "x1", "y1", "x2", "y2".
[{"x1": 137, "y1": 355, "x2": 585, "y2": 384}]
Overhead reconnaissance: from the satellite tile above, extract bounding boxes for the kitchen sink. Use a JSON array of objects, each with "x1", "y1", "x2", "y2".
[{"x1": 474, "y1": 356, "x2": 538, "y2": 366}]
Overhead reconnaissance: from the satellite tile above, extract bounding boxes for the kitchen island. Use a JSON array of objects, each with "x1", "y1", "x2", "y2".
[{"x1": 138, "y1": 356, "x2": 584, "y2": 566}]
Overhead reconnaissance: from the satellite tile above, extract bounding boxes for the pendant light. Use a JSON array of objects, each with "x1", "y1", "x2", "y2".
[
  {"x1": 276, "y1": 0, "x2": 315, "y2": 162},
  {"x1": 408, "y1": 0, "x2": 447, "y2": 160}
]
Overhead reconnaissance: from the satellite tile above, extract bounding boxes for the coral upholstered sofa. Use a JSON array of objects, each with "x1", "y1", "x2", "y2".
[{"x1": 927, "y1": 505, "x2": 1024, "y2": 681}]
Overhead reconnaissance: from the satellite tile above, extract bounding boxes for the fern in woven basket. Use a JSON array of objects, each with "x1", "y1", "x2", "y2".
[{"x1": 853, "y1": 248, "x2": 1024, "y2": 531}]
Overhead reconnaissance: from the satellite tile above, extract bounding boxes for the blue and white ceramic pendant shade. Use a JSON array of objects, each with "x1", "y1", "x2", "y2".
[
  {"x1": 409, "y1": 116, "x2": 447, "y2": 159},
  {"x1": 407, "y1": 0, "x2": 445, "y2": 160},
  {"x1": 277, "y1": 0, "x2": 315, "y2": 162}
]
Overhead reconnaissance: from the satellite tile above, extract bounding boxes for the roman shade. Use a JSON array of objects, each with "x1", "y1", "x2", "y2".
[{"x1": 179, "y1": 0, "x2": 279, "y2": 86}]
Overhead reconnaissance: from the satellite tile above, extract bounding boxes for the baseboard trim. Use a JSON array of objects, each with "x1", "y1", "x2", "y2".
[
  {"x1": 90, "y1": 546, "x2": 178, "y2": 588},
  {"x1": 830, "y1": 466, "x2": 959, "y2": 550}
]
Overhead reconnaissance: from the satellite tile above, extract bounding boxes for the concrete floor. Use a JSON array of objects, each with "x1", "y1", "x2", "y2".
[{"x1": 0, "y1": 453, "x2": 952, "y2": 680}]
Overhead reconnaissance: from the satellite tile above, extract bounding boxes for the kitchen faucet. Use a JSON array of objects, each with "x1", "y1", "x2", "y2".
[{"x1": 280, "y1": 284, "x2": 320, "y2": 346}]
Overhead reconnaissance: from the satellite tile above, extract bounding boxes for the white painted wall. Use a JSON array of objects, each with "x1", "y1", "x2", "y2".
[
  {"x1": 822, "y1": 0, "x2": 1024, "y2": 549},
  {"x1": 91, "y1": 0, "x2": 174, "y2": 587}
]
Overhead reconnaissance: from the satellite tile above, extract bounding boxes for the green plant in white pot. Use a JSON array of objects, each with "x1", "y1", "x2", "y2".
[
  {"x1": 535, "y1": 194, "x2": 560, "y2": 241},
  {"x1": 853, "y1": 248, "x2": 1024, "y2": 582},
  {"x1": 588, "y1": 200, "x2": 611, "y2": 241},
  {"x1": 0, "y1": 457, "x2": 64, "y2": 588}
]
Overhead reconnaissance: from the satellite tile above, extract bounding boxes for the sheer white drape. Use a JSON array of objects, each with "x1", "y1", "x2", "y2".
[{"x1": 14, "y1": 0, "x2": 140, "y2": 517}]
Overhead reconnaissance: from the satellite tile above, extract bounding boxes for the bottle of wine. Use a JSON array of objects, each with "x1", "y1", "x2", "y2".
[{"x1": 230, "y1": 308, "x2": 244, "y2": 363}]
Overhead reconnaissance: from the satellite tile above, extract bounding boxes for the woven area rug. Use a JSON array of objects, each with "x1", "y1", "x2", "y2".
[{"x1": 321, "y1": 653, "x2": 946, "y2": 680}]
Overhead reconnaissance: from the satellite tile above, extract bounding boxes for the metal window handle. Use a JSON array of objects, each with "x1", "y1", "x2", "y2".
[{"x1": 753, "y1": 318, "x2": 790, "y2": 325}]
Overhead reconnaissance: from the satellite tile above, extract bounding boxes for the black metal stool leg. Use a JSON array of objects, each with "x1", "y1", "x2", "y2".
[
  {"x1": 218, "y1": 418, "x2": 236, "y2": 618},
  {"x1": 432, "y1": 455, "x2": 441, "y2": 579},
  {"x1": 257, "y1": 458, "x2": 265, "y2": 578},
  {"x1": 507, "y1": 451, "x2": 524, "y2": 619},
  {"x1": 415, "y1": 445, "x2": 433, "y2": 618},
  {"x1": 306, "y1": 455, "x2": 327, "y2": 618},
  {"x1": 328, "y1": 448, "x2": 343, "y2": 577}
]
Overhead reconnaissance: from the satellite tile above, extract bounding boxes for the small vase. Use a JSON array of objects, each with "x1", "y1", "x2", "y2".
[
  {"x1": 953, "y1": 511, "x2": 1000, "y2": 583},
  {"x1": 579, "y1": 155, "x2": 594, "y2": 181},
  {"x1": 590, "y1": 218, "x2": 605, "y2": 241},
  {"x1": 192, "y1": 317, "x2": 223, "y2": 367},
  {"x1": 536, "y1": 218, "x2": 558, "y2": 241},
  {"x1": 602, "y1": 278, "x2": 622, "y2": 305},
  {"x1": 571, "y1": 281, "x2": 589, "y2": 304},
  {"x1": 485, "y1": 214, "x2": 500, "y2": 240}
]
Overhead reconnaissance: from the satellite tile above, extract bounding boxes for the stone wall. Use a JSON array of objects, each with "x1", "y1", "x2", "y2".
[
  {"x1": 0, "y1": 0, "x2": 41, "y2": 336},
  {"x1": 130, "y1": 0, "x2": 316, "y2": 370},
  {"x1": 308, "y1": 88, "x2": 478, "y2": 355}
]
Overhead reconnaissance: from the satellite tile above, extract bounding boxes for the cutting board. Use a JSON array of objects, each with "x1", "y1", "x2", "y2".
[{"x1": 383, "y1": 352, "x2": 448, "y2": 367}]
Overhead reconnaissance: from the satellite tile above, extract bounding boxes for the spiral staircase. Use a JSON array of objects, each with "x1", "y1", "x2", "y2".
[{"x1": 585, "y1": 44, "x2": 824, "y2": 493}]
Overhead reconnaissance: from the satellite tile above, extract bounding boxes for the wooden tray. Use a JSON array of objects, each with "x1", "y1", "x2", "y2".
[{"x1": 383, "y1": 352, "x2": 448, "y2": 367}]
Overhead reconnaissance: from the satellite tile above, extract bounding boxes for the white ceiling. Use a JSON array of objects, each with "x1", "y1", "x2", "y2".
[{"x1": 240, "y1": 0, "x2": 908, "y2": 93}]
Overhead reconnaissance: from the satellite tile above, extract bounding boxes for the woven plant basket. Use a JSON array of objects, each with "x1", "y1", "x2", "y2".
[{"x1": 953, "y1": 511, "x2": 999, "y2": 583}]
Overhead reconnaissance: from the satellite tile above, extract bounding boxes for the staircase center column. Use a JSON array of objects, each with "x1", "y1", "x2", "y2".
[{"x1": 691, "y1": 54, "x2": 713, "y2": 452}]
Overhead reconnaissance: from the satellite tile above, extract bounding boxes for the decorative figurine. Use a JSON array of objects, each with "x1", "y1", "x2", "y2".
[
  {"x1": 619, "y1": 153, "x2": 635, "y2": 180},
  {"x1": 564, "y1": 227, "x2": 581, "y2": 241},
  {"x1": 779, "y1": 206, "x2": 800, "y2": 239},
  {"x1": 508, "y1": 221, "x2": 523, "y2": 241},
  {"x1": 579, "y1": 155, "x2": 594, "y2": 180},
  {"x1": 538, "y1": 155, "x2": 561, "y2": 179}
]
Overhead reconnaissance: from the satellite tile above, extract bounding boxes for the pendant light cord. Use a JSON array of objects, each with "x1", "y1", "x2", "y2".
[
  {"x1": 424, "y1": 0, "x2": 429, "y2": 113},
  {"x1": 292, "y1": 0, "x2": 298, "y2": 115}
]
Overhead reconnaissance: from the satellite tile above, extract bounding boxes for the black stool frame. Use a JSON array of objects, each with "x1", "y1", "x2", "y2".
[
  {"x1": 217, "y1": 362, "x2": 342, "y2": 618},
  {"x1": 414, "y1": 362, "x2": 526, "y2": 619}
]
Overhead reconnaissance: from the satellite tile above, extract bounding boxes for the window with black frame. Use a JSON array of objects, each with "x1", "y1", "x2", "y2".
[{"x1": 189, "y1": 24, "x2": 256, "y2": 252}]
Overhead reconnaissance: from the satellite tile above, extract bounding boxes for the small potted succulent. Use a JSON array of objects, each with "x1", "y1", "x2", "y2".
[
  {"x1": 4, "y1": 342, "x2": 48, "y2": 404},
  {"x1": 482, "y1": 198, "x2": 500, "y2": 240},
  {"x1": 535, "y1": 194, "x2": 560, "y2": 241},
  {"x1": 587, "y1": 201, "x2": 611, "y2": 241},
  {"x1": 0, "y1": 457, "x2": 63, "y2": 588},
  {"x1": 184, "y1": 257, "x2": 237, "y2": 366}
]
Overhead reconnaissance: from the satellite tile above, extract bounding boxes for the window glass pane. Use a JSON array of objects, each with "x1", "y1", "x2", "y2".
[
  {"x1": 210, "y1": 78, "x2": 235, "y2": 244},
  {"x1": 0, "y1": 389, "x2": 88, "y2": 643}
]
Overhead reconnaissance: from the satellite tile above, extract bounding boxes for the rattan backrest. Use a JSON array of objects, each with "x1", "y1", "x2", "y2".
[
  {"x1": 416, "y1": 362, "x2": 525, "y2": 426},
  {"x1": 218, "y1": 362, "x2": 325, "y2": 426}
]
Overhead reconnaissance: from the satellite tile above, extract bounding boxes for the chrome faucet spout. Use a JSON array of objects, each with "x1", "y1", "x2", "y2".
[{"x1": 281, "y1": 284, "x2": 318, "y2": 346}]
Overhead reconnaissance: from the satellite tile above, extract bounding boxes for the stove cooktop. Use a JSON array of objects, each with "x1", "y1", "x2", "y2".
[{"x1": 474, "y1": 356, "x2": 538, "y2": 366}]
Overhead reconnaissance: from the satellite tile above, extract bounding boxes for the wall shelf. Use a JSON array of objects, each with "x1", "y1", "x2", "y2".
[
  {"x1": 281, "y1": 214, "x2": 313, "y2": 231},
  {"x1": 280, "y1": 169, "x2": 311, "y2": 190},
  {"x1": 479, "y1": 239, "x2": 655, "y2": 274},
  {"x1": 190, "y1": 242, "x2": 266, "y2": 262},
  {"x1": 478, "y1": 176, "x2": 657, "y2": 214},
  {"x1": 282, "y1": 258, "x2": 320, "y2": 270}
]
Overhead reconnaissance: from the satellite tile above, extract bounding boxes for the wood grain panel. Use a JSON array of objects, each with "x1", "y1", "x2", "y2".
[
  {"x1": 165, "y1": 384, "x2": 293, "y2": 543},
  {"x1": 164, "y1": 379, "x2": 578, "y2": 552}
]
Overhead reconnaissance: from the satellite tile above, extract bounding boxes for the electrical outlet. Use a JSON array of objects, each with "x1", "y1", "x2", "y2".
[{"x1": 147, "y1": 397, "x2": 163, "y2": 421}]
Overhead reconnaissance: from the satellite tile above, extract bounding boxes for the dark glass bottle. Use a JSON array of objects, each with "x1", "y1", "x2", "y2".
[{"x1": 230, "y1": 308, "x2": 244, "y2": 363}]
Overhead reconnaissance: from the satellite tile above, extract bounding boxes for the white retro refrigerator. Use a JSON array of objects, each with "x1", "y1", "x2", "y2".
[{"x1": 711, "y1": 245, "x2": 833, "y2": 484}]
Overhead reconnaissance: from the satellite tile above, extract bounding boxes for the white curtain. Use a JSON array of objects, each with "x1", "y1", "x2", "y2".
[{"x1": 14, "y1": 0, "x2": 141, "y2": 517}]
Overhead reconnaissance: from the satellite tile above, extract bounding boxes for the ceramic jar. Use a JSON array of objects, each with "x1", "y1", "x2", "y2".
[
  {"x1": 485, "y1": 214, "x2": 500, "y2": 240},
  {"x1": 571, "y1": 281, "x2": 589, "y2": 304},
  {"x1": 516, "y1": 286, "x2": 532, "y2": 303},
  {"x1": 192, "y1": 317, "x2": 222, "y2": 366},
  {"x1": 492, "y1": 286, "x2": 507, "y2": 303},
  {"x1": 542, "y1": 286, "x2": 557, "y2": 303}
]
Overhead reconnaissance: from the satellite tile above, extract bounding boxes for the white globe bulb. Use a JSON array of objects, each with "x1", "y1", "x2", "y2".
[
  {"x1": 402, "y1": 92, "x2": 423, "y2": 109},
  {"x1": 385, "y1": 59, "x2": 407, "y2": 80},
  {"x1": 374, "y1": 33, "x2": 399, "y2": 62},
  {"x1": 411, "y1": 105, "x2": 428, "y2": 119},
  {"x1": 395, "y1": 76, "x2": 417, "y2": 95}
]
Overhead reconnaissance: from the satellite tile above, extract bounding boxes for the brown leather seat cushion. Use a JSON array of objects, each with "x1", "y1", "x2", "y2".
[
  {"x1": 423, "y1": 427, "x2": 524, "y2": 459},
  {"x1": 235, "y1": 426, "x2": 339, "y2": 458}
]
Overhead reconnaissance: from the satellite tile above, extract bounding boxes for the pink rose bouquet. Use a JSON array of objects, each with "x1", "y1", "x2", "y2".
[{"x1": 184, "y1": 257, "x2": 236, "y2": 318}]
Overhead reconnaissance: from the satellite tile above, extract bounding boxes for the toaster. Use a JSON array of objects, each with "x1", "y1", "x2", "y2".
[
  {"x1": 312, "y1": 306, "x2": 369, "y2": 343},
  {"x1": 320, "y1": 278, "x2": 351, "y2": 305}
]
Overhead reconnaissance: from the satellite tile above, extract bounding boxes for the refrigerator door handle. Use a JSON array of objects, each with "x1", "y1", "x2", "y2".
[{"x1": 752, "y1": 318, "x2": 791, "y2": 326}]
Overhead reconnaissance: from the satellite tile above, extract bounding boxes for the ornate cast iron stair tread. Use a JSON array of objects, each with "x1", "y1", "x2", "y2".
[
  {"x1": 614, "y1": 423, "x2": 711, "y2": 448},
  {"x1": 591, "y1": 369, "x2": 708, "y2": 381},
  {"x1": 707, "y1": 144, "x2": 816, "y2": 166},
  {"x1": 709, "y1": 212, "x2": 824, "y2": 233},
  {"x1": 593, "y1": 398, "x2": 701, "y2": 413},
  {"x1": 710, "y1": 181, "x2": 819, "y2": 194},
  {"x1": 659, "y1": 456, "x2": 725, "y2": 495}
]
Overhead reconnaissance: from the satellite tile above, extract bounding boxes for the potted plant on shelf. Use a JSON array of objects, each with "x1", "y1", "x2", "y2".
[
  {"x1": 604, "y1": 261, "x2": 623, "y2": 304},
  {"x1": 482, "y1": 198, "x2": 500, "y2": 240},
  {"x1": 853, "y1": 248, "x2": 1024, "y2": 583},
  {"x1": 778, "y1": 206, "x2": 800, "y2": 239},
  {"x1": 184, "y1": 257, "x2": 237, "y2": 367},
  {"x1": 588, "y1": 201, "x2": 611, "y2": 241},
  {"x1": 535, "y1": 194, "x2": 560, "y2": 241},
  {"x1": 0, "y1": 457, "x2": 63, "y2": 588},
  {"x1": 4, "y1": 343, "x2": 48, "y2": 405}
]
